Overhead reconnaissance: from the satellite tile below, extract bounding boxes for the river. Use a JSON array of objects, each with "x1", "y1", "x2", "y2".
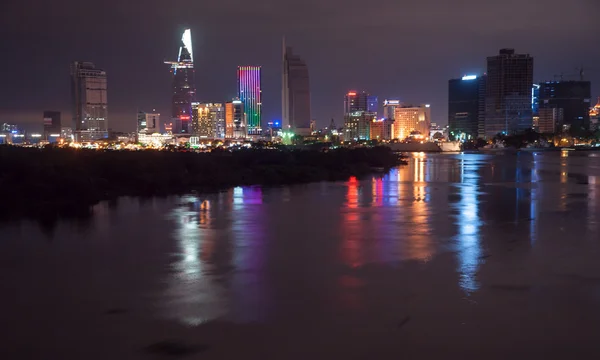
[{"x1": 2, "y1": 152, "x2": 600, "y2": 359}]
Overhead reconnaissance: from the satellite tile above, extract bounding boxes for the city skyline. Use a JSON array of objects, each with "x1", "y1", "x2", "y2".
[{"x1": 1, "y1": 0, "x2": 599, "y2": 133}]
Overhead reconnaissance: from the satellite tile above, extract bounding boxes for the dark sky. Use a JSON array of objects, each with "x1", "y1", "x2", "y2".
[{"x1": 1, "y1": 0, "x2": 599, "y2": 132}]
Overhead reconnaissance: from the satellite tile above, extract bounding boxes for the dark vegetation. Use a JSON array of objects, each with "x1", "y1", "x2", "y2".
[{"x1": 0, "y1": 145, "x2": 406, "y2": 220}]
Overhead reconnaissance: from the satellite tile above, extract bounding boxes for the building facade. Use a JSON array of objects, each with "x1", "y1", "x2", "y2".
[
  {"x1": 344, "y1": 91, "x2": 370, "y2": 114},
  {"x1": 536, "y1": 108, "x2": 563, "y2": 134},
  {"x1": 367, "y1": 96, "x2": 378, "y2": 115},
  {"x1": 538, "y1": 81, "x2": 591, "y2": 132},
  {"x1": 165, "y1": 29, "x2": 196, "y2": 134},
  {"x1": 43, "y1": 111, "x2": 61, "y2": 140},
  {"x1": 448, "y1": 75, "x2": 486, "y2": 140},
  {"x1": 370, "y1": 118, "x2": 394, "y2": 140},
  {"x1": 192, "y1": 103, "x2": 224, "y2": 138},
  {"x1": 484, "y1": 48, "x2": 534, "y2": 138},
  {"x1": 238, "y1": 66, "x2": 262, "y2": 137},
  {"x1": 225, "y1": 100, "x2": 246, "y2": 139},
  {"x1": 394, "y1": 105, "x2": 431, "y2": 141},
  {"x1": 383, "y1": 100, "x2": 401, "y2": 120},
  {"x1": 137, "y1": 111, "x2": 160, "y2": 134},
  {"x1": 71, "y1": 61, "x2": 108, "y2": 141},
  {"x1": 344, "y1": 111, "x2": 375, "y2": 141},
  {"x1": 282, "y1": 45, "x2": 311, "y2": 136}
]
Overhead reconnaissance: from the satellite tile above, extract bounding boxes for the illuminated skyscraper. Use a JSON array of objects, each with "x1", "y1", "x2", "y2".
[
  {"x1": 383, "y1": 100, "x2": 402, "y2": 120},
  {"x1": 165, "y1": 29, "x2": 196, "y2": 134},
  {"x1": 282, "y1": 43, "x2": 311, "y2": 135},
  {"x1": 71, "y1": 61, "x2": 108, "y2": 141},
  {"x1": 238, "y1": 66, "x2": 262, "y2": 137}
]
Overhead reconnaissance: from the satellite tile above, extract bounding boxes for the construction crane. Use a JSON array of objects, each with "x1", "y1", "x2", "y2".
[{"x1": 553, "y1": 66, "x2": 592, "y2": 81}]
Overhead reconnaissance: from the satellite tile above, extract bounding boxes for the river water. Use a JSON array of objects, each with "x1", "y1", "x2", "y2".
[{"x1": 2, "y1": 152, "x2": 600, "y2": 359}]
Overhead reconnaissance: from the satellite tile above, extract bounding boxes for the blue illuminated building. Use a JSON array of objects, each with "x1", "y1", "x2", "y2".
[{"x1": 448, "y1": 74, "x2": 487, "y2": 139}]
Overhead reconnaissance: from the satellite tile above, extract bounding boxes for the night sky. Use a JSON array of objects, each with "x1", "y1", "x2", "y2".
[{"x1": 1, "y1": 0, "x2": 599, "y2": 132}]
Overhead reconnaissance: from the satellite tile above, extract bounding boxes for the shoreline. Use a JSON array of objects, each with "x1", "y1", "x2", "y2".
[{"x1": 0, "y1": 145, "x2": 406, "y2": 221}]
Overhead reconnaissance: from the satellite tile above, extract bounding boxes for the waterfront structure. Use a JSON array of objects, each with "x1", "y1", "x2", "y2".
[
  {"x1": 165, "y1": 29, "x2": 196, "y2": 134},
  {"x1": 282, "y1": 44, "x2": 311, "y2": 136},
  {"x1": 484, "y1": 48, "x2": 534, "y2": 137},
  {"x1": 370, "y1": 118, "x2": 394, "y2": 140},
  {"x1": 137, "y1": 111, "x2": 160, "y2": 134},
  {"x1": 448, "y1": 75, "x2": 486, "y2": 140},
  {"x1": 225, "y1": 100, "x2": 246, "y2": 139},
  {"x1": 344, "y1": 91, "x2": 370, "y2": 114},
  {"x1": 193, "y1": 103, "x2": 224, "y2": 138},
  {"x1": 344, "y1": 111, "x2": 376, "y2": 141},
  {"x1": 71, "y1": 61, "x2": 108, "y2": 141},
  {"x1": 43, "y1": 111, "x2": 61, "y2": 140},
  {"x1": 394, "y1": 105, "x2": 431, "y2": 140},
  {"x1": 383, "y1": 100, "x2": 401, "y2": 120},
  {"x1": 538, "y1": 81, "x2": 591, "y2": 132},
  {"x1": 238, "y1": 66, "x2": 262, "y2": 137}
]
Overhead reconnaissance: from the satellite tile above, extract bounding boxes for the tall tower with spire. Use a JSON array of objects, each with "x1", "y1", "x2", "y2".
[
  {"x1": 165, "y1": 29, "x2": 196, "y2": 134},
  {"x1": 282, "y1": 39, "x2": 311, "y2": 136}
]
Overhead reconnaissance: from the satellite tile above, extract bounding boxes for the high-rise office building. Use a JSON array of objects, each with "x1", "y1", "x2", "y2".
[
  {"x1": 344, "y1": 91, "x2": 369, "y2": 114},
  {"x1": 343, "y1": 91, "x2": 377, "y2": 141},
  {"x1": 43, "y1": 111, "x2": 61, "y2": 140},
  {"x1": 344, "y1": 111, "x2": 376, "y2": 141},
  {"x1": 137, "y1": 111, "x2": 160, "y2": 134},
  {"x1": 212, "y1": 104, "x2": 226, "y2": 138},
  {"x1": 71, "y1": 62, "x2": 108, "y2": 141},
  {"x1": 192, "y1": 103, "x2": 224, "y2": 138},
  {"x1": 484, "y1": 48, "x2": 534, "y2": 138},
  {"x1": 238, "y1": 66, "x2": 262, "y2": 137},
  {"x1": 367, "y1": 95, "x2": 378, "y2": 115},
  {"x1": 448, "y1": 75, "x2": 486, "y2": 139},
  {"x1": 383, "y1": 100, "x2": 401, "y2": 120},
  {"x1": 394, "y1": 105, "x2": 431, "y2": 140},
  {"x1": 225, "y1": 100, "x2": 246, "y2": 139},
  {"x1": 538, "y1": 81, "x2": 591, "y2": 132},
  {"x1": 165, "y1": 29, "x2": 196, "y2": 134},
  {"x1": 282, "y1": 44, "x2": 311, "y2": 136}
]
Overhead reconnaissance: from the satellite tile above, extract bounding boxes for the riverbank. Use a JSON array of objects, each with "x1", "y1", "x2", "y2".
[{"x1": 0, "y1": 145, "x2": 406, "y2": 220}]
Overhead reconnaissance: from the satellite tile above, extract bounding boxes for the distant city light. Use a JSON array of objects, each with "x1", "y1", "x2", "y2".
[
  {"x1": 347, "y1": 92, "x2": 357, "y2": 96},
  {"x1": 425, "y1": 104, "x2": 431, "y2": 108},
  {"x1": 462, "y1": 75, "x2": 477, "y2": 81},
  {"x1": 384, "y1": 100, "x2": 400, "y2": 105}
]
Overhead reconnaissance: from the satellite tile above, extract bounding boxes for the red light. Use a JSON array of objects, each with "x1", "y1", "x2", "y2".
[
  {"x1": 180, "y1": 115, "x2": 190, "y2": 120},
  {"x1": 347, "y1": 92, "x2": 357, "y2": 96}
]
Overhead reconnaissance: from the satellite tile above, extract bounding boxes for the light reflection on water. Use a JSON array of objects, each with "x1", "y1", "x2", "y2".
[{"x1": 161, "y1": 152, "x2": 600, "y2": 325}]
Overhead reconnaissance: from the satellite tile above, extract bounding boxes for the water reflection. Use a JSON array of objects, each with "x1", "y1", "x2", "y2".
[
  {"x1": 159, "y1": 152, "x2": 600, "y2": 324},
  {"x1": 453, "y1": 158, "x2": 482, "y2": 294},
  {"x1": 166, "y1": 187, "x2": 268, "y2": 325}
]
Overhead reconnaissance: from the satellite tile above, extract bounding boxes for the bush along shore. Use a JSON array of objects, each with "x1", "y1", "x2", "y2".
[{"x1": 0, "y1": 145, "x2": 407, "y2": 219}]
